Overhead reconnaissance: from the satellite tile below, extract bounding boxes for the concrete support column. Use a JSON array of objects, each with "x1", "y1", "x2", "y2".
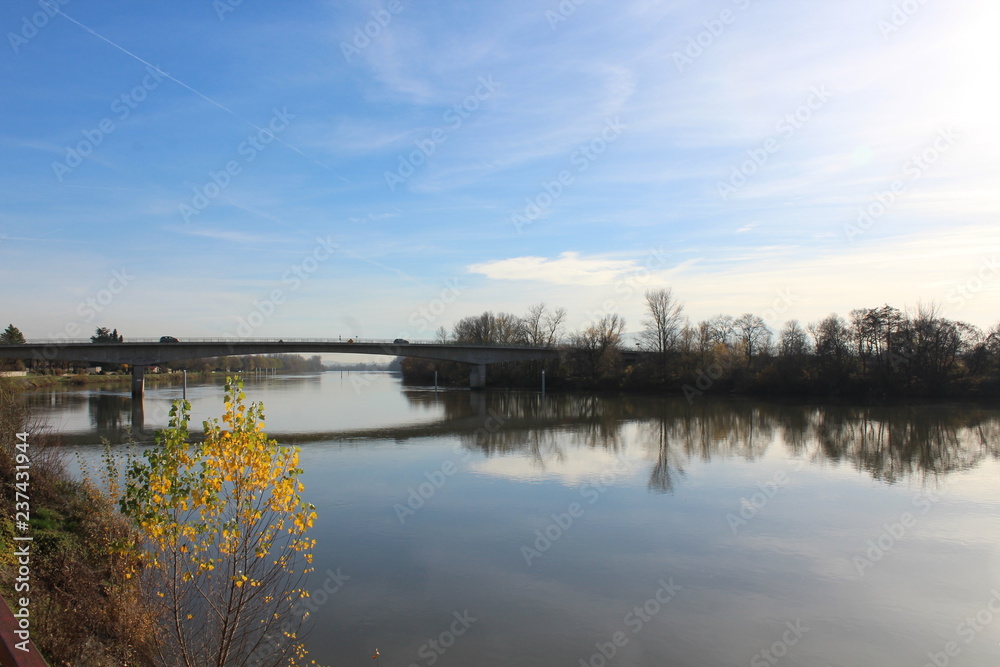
[
  {"x1": 469, "y1": 363, "x2": 487, "y2": 390},
  {"x1": 131, "y1": 365, "x2": 146, "y2": 401}
]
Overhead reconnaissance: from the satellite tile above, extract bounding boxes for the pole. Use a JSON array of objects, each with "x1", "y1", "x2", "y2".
[
  {"x1": 434, "y1": 370, "x2": 438, "y2": 391},
  {"x1": 183, "y1": 370, "x2": 187, "y2": 400},
  {"x1": 541, "y1": 369, "x2": 546, "y2": 396}
]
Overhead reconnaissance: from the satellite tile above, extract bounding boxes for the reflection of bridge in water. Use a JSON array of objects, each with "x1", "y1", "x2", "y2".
[
  {"x1": 0, "y1": 338, "x2": 584, "y2": 396},
  {"x1": 54, "y1": 386, "x2": 1000, "y2": 490}
]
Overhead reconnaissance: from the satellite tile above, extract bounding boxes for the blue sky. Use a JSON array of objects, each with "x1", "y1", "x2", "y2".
[{"x1": 2, "y1": 0, "x2": 998, "y2": 343}]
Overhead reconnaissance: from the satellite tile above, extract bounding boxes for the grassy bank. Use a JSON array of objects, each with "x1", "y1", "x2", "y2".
[
  {"x1": 5, "y1": 371, "x2": 217, "y2": 393},
  {"x1": 0, "y1": 379, "x2": 156, "y2": 665}
]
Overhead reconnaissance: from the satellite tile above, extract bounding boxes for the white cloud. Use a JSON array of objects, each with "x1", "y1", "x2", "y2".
[{"x1": 467, "y1": 252, "x2": 648, "y2": 286}]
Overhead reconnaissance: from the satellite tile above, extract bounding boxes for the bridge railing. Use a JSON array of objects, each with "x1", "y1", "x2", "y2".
[
  {"x1": 11, "y1": 338, "x2": 561, "y2": 350},
  {"x1": 16, "y1": 337, "x2": 430, "y2": 344}
]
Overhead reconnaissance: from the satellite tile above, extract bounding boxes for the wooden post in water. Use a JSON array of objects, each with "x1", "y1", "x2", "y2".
[{"x1": 183, "y1": 370, "x2": 187, "y2": 400}]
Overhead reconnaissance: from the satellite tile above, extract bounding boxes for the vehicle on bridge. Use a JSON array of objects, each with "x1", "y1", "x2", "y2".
[
  {"x1": 159, "y1": 336, "x2": 179, "y2": 343},
  {"x1": 393, "y1": 338, "x2": 409, "y2": 345}
]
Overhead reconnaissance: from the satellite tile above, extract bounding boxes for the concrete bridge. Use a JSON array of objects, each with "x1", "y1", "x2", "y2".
[{"x1": 0, "y1": 338, "x2": 564, "y2": 396}]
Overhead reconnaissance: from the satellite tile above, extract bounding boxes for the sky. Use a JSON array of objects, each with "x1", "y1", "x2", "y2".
[{"x1": 2, "y1": 0, "x2": 998, "y2": 345}]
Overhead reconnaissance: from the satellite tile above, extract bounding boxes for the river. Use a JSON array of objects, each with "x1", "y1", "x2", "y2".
[{"x1": 22, "y1": 372, "x2": 1000, "y2": 666}]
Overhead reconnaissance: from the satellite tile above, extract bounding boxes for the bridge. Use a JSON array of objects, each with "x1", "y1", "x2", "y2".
[{"x1": 0, "y1": 338, "x2": 564, "y2": 397}]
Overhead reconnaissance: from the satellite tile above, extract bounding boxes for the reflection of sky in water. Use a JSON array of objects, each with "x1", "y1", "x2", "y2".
[
  {"x1": 25, "y1": 372, "x2": 447, "y2": 440},
  {"x1": 29, "y1": 375, "x2": 1000, "y2": 666},
  {"x1": 293, "y1": 422, "x2": 1000, "y2": 665}
]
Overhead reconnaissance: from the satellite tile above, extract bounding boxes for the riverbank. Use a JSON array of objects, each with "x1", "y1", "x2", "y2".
[
  {"x1": 5, "y1": 371, "x2": 219, "y2": 392},
  {"x1": 0, "y1": 379, "x2": 156, "y2": 664}
]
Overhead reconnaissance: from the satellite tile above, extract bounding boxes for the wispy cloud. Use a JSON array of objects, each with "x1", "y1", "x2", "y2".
[
  {"x1": 170, "y1": 227, "x2": 290, "y2": 245},
  {"x1": 468, "y1": 252, "x2": 645, "y2": 286}
]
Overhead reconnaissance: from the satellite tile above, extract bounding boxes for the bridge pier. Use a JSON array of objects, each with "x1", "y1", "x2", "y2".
[
  {"x1": 469, "y1": 364, "x2": 487, "y2": 390},
  {"x1": 131, "y1": 365, "x2": 146, "y2": 401}
]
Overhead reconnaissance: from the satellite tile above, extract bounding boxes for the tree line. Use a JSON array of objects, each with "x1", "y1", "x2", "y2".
[
  {"x1": 165, "y1": 354, "x2": 325, "y2": 374},
  {"x1": 401, "y1": 291, "x2": 1000, "y2": 398}
]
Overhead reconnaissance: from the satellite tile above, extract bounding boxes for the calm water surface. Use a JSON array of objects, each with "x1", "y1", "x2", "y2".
[{"x1": 26, "y1": 372, "x2": 1000, "y2": 666}]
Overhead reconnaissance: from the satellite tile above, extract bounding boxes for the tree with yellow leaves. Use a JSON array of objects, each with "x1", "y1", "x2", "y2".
[{"x1": 121, "y1": 378, "x2": 318, "y2": 666}]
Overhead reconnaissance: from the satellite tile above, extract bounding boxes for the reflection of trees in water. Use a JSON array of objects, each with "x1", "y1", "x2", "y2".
[
  {"x1": 813, "y1": 406, "x2": 1000, "y2": 483},
  {"x1": 413, "y1": 391, "x2": 1000, "y2": 485},
  {"x1": 448, "y1": 392, "x2": 632, "y2": 459},
  {"x1": 667, "y1": 402, "x2": 999, "y2": 484},
  {"x1": 645, "y1": 420, "x2": 683, "y2": 494}
]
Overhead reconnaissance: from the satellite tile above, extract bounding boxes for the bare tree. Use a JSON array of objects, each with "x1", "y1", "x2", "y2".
[
  {"x1": 677, "y1": 321, "x2": 695, "y2": 355},
  {"x1": 573, "y1": 313, "x2": 625, "y2": 359},
  {"x1": 907, "y1": 304, "x2": 978, "y2": 386},
  {"x1": 779, "y1": 320, "x2": 810, "y2": 358},
  {"x1": 453, "y1": 311, "x2": 525, "y2": 344},
  {"x1": 582, "y1": 314, "x2": 626, "y2": 352},
  {"x1": 494, "y1": 312, "x2": 527, "y2": 344},
  {"x1": 693, "y1": 320, "x2": 715, "y2": 360},
  {"x1": 572, "y1": 314, "x2": 626, "y2": 379},
  {"x1": 544, "y1": 307, "x2": 567, "y2": 345},
  {"x1": 809, "y1": 314, "x2": 852, "y2": 380},
  {"x1": 641, "y1": 288, "x2": 685, "y2": 354},
  {"x1": 523, "y1": 303, "x2": 567, "y2": 346},
  {"x1": 523, "y1": 304, "x2": 547, "y2": 346},
  {"x1": 733, "y1": 313, "x2": 771, "y2": 360},
  {"x1": 707, "y1": 314, "x2": 735, "y2": 347}
]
